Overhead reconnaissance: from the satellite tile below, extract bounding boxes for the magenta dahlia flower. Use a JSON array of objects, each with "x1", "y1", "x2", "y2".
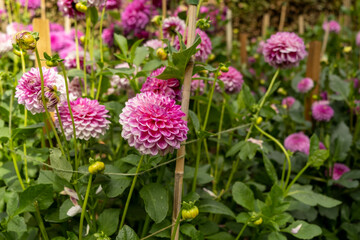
[
  {"x1": 102, "y1": 24, "x2": 115, "y2": 46},
  {"x1": 282, "y1": 96, "x2": 296, "y2": 109},
  {"x1": 141, "y1": 66, "x2": 181, "y2": 100},
  {"x1": 119, "y1": 92, "x2": 188, "y2": 155},
  {"x1": 191, "y1": 74, "x2": 205, "y2": 96},
  {"x1": 312, "y1": 100, "x2": 334, "y2": 122},
  {"x1": 214, "y1": 67, "x2": 244, "y2": 94},
  {"x1": 18, "y1": 0, "x2": 40, "y2": 9},
  {"x1": 174, "y1": 28, "x2": 212, "y2": 62},
  {"x1": 57, "y1": 0, "x2": 85, "y2": 19},
  {"x1": 55, "y1": 98, "x2": 110, "y2": 140},
  {"x1": 144, "y1": 39, "x2": 163, "y2": 50},
  {"x1": 15, "y1": 67, "x2": 66, "y2": 114},
  {"x1": 50, "y1": 23, "x2": 65, "y2": 32},
  {"x1": 297, "y1": 77, "x2": 314, "y2": 93},
  {"x1": 0, "y1": 33, "x2": 13, "y2": 56},
  {"x1": 329, "y1": 163, "x2": 350, "y2": 180},
  {"x1": 319, "y1": 142, "x2": 326, "y2": 150},
  {"x1": 284, "y1": 132, "x2": 310, "y2": 155},
  {"x1": 87, "y1": 0, "x2": 106, "y2": 7},
  {"x1": 263, "y1": 32, "x2": 307, "y2": 68},
  {"x1": 322, "y1": 20, "x2": 341, "y2": 34},
  {"x1": 257, "y1": 40, "x2": 265, "y2": 54},
  {"x1": 121, "y1": 0, "x2": 151, "y2": 37},
  {"x1": 51, "y1": 31, "x2": 75, "y2": 53},
  {"x1": 162, "y1": 16, "x2": 185, "y2": 39},
  {"x1": 101, "y1": 0, "x2": 121, "y2": 10}
]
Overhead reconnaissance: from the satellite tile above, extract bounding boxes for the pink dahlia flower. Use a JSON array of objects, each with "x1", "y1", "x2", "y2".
[
  {"x1": 214, "y1": 67, "x2": 244, "y2": 94},
  {"x1": 297, "y1": 77, "x2": 314, "y2": 93},
  {"x1": 18, "y1": 0, "x2": 40, "y2": 9},
  {"x1": 107, "y1": 63, "x2": 131, "y2": 96},
  {"x1": 282, "y1": 96, "x2": 296, "y2": 109},
  {"x1": 121, "y1": 0, "x2": 151, "y2": 37},
  {"x1": 68, "y1": 77, "x2": 83, "y2": 101},
  {"x1": 119, "y1": 92, "x2": 188, "y2": 155},
  {"x1": 102, "y1": 24, "x2": 115, "y2": 46},
  {"x1": 101, "y1": 0, "x2": 121, "y2": 10},
  {"x1": 257, "y1": 40, "x2": 265, "y2": 54},
  {"x1": 312, "y1": 100, "x2": 334, "y2": 122},
  {"x1": 322, "y1": 20, "x2": 341, "y2": 34},
  {"x1": 0, "y1": 33, "x2": 13, "y2": 56},
  {"x1": 191, "y1": 74, "x2": 205, "y2": 96},
  {"x1": 263, "y1": 32, "x2": 307, "y2": 68},
  {"x1": 87, "y1": 0, "x2": 106, "y2": 7},
  {"x1": 319, "y1": 142, "x2": 326, "y2": 150},
  {"x1": 329, "y1": 163, "x2": 350, "y2": 180},
  {"x1": 141, "y1": 66, "x2": 181, "y2": 100},
  {"x1": 144, "y1": 39, "x2": 163, "y2": 50},
  {"x1": 64, "y1": 51, "x2": 94, "y2": 73},
  {"x1": 6, "y1": 22, "x2": 31, "y2": 36},
  {"x1": 55, "y1": 98, "x2": 110, "y2": 140},
  {"x1": 174, "y1": 28, "x2": 212, "y2": 62},
  {"x1": 162, "y1": 16, "x2": 185, "y2": 39},
  {"x1": 50, "y1": 23, "x2": 65, "y2": 32},
  {"x1": 51, "y1": 31, "x2": 75, "y2": 53},
  {"x1": 15, "y1": 67, "x2": 66, "y2": 114},
  {"x1": 284, "y1": 132, "x2": 310, "y2": 155},
  {"x1": 57, "y1": 0, "x2": 85, "y2": 19}
]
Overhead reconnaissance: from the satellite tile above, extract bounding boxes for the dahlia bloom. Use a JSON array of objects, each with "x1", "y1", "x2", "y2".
[
  {"x1": 174, "y1": 28, "x2": 212, "y2": 62},
  {"x1": 64, "y1": 51, "x2": 94, "y2": 73},
  {"x1": 119, "y1": 92, "x2": 188, "y2": 155},
  {"x1": 214, "y1": 67, "x2": 244, "y2": 94},
  {"x1": 57, "y1": 0, "x2": 85, "y2": 19},
  {"x1": 102, "y1": 24, "x2": 115, "y2": 46},
  {"x1": 356, "y1": 32, "x2": 360, "y2": 47},
  {"x1": 18, "y1": 0, "x2": 40, "y2": 9},
  {"x1": 15, "y1": 67, "x2": 66, "y2": 114},
  {"x1": 68, "y1": 77, "x2": 83, "y2": 101},
  {"x1": 162, "y1": 16, "x2": 185, "y2": 39},
  {"x1": 312, "y1": 100, "x2": 334, "y2": 122},
  {"x1": 121, "y1": 0, "x2": 151, "y2": 37},
  {"x1": 282, "y1": 96, "x2": 296, "y2": 109},
  {"x1": 141, "y1": 67, "x2": 181, "y2": 100},
  {"x1": 263, "y1": 32, "x2": 307, "y2": 68},
  {"x1": 297, "y1": 77, "x2": 314, "y2": 93},
  {"x1": 107, "y1": 63, "x2": 132, "y2": 96},
  {"x1": 101, "y1": 0, "x2": 121, "y2": 10},
  {"x1": 284, "y1": 132, "x2": 310, "y2": 155},
  {"x1": 0, "y1": 33, "x2": 13, "y2": 56},
  {"x1": 322, "y1": 20, "x2": 341, "y2": 34},
  {"x1": 87, "y1": 0, "x2": 106, "y2": 7},
  {"x1": 191, "y1": 74, "x2": 205, "y2": 95},
  {"x1": 6, "y1": 22, "x2": 31, "y2": 36},
  {"x1": 51, "y1": 31, "x2": 76, "y2": 53},
  {"x1": 50, "y1": 23, "x2": 65, "y2": 32},
  {"x1": 257, "y1": 40, "x2": 265, "y2": 54},
  {"x1": 55, "y1": 98, "x2": 111, "y2": 140},
  {"x1": 144, "y1": 39, "x2": 163, "y2": 50},
  {"x1": 319, "y1": 142, "x2": 326, "y2": 150},
  {"x1": 329, "y1": 163, "x2": 350, "y2": 181}
]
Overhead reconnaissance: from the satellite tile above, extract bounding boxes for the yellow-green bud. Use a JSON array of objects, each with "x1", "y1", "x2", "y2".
[
  {"x1": 151, "y1": 15, "x2": 162, "y2": 26},
  {"x1": 256, "y1": 117, "x2": 263, "y2": 125},
  {"x1": 208, "y1": 54, "x2": 215, "y2": 61},
  {"x1": 253, "y1": 217, "x2": 263, "y2": 225},
  {"x1": 220, "y1": 66, "x2": 229, "y2": 72},
  {"x1": 15, "y1": 31, "x2": 36, "y2": 51},
  {"x1": 75, "y1": 2, "x2": 87, "y2": 13},
  {"x1": 277, "y1": 87, "x2": 287, "y2": 95},
  {"x1": 156, "y1": 48, "x2": 167, "y2": 60}
]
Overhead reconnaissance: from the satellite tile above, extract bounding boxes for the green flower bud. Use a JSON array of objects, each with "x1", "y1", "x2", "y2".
[{"x1": 15, "y1": 31, "x2": 36, "y2": 51}]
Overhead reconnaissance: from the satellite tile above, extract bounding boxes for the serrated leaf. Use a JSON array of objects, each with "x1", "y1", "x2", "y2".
[
  {"x1": 226, "y1": 141, "x2": 245, "y2": 157},
  {"x1": 139, "y1": 183, "x2": 168, "y2": 223},
  {"x1": 308, "y1": 149, "x2": 329, "y2": 168},
  {"x1": 7, "y1": 215, "x2": 27, "y2": 233},
  {"x1": 50, "y1": 148, "x2": 73, "y2": 182},
  {"x1": 232, "y1": 182, "x2": 255, "y2": 210},
  {"x1": 329, "y1": 74, "x2": 350, "y2": 100},
  {"x1": 188, "y1": 110, "x2": 200, "y2": 133},
  {"x1": 309, "y1": 134, "x2": 319, "y2": 156},
  {"x1": 263, "y1": 153, "x2": 278, "y2": 184},
  {"x1": 331, "y1": 122, "x2": 352, "y2": 161}
]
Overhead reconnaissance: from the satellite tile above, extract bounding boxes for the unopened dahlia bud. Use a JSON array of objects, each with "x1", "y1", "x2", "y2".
[
  {"x1": 151, "y1": 15, "x2": 162, "y2": 26},
  {"x1": 40, "y1": 85, "x2": 60, "y2": 110},
  {"x1": 196, "y1": 18, "x2": 211, "y2": 30},
  {"x1": 156, "y1": 48, "x2": 167, "y2": 60},
  {"x1": 75, "y1": 2, "x2": 87, "y2": 13},
  {"x1": 15, "y1": 31, "x2": 36, "y2": 51}
]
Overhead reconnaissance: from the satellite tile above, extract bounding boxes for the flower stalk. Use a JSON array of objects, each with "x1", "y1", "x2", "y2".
[{"x1": 79, "y1": 174, "x2": 93, "y2": 240}]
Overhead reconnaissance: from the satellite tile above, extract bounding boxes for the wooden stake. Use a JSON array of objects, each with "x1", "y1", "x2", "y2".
[
  {"x1": 162, "y1": 0, "x2": 166, "y2": 20},
  {"x1": 304, "y1": 41, "x2": 322, "y2": 121},
  {"x1": 171, "y1": 4, "x2": 197, "y2": 240},
  {"x1": 64, "y1": 16, "x2": 71, "y2": 34},
  {"x1": 278, "y1": 3, "x2": 287, "y2": 31},
  {"x1": 41, "y1": 0, "x2": 45, "y2": 19},
  {"x1": 320, "y1": 23, "x2": 329, "y2": 58},
  {"x1": 343, "y1": 0, "x2": 351, "y2": 28},
  {"x1": 226, "y1": 9, "x2": 232, "y2": 57},
  {"x1": 239, "y1": 33, "x2": 248, "y2": 65},
  {"x1": 262, "y1": 13, "x2": 270, "y2": 39},
  {"x1": 0, "y1": 0, "x2": 5, "y2": 31},
  {"x1": 298, "y1": 15, "x2": 304, "y2": 35}
]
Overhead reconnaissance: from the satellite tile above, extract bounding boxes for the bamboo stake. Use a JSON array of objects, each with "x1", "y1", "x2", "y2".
[
  {"x1": 304, "y1": 41, "x2": 322, "y2": 121},
  {"x1": 41, "y1": 0, "x2": 45, "y2": 19},
  {"x1": 239, "y1": 33, "x2": 248, "y2": 66},
  {"x1": 278, "y1": 3, "x2": 287, "y2": 31},
  {"x1": 262, "y1": 13, "x2": 270, "y2": 39},
  {"x1": 64, "y1": 16, "x2": 71, "y2": 34},
  {"x1": 298, "y1": 15, "x2": 304, "y2": 35},
  {"x1": 162, "y1": 0, "x2": 166, "y2": 19},
  {"x1": 320, "y1": 22, "x2": 329, "y2": 59},
  {"x1": 226, "y1": 9, "x2": 232, "y2": 57},
  {"x1": 171, "y1": 4, "x2": 197, "y2": 240},
  {"x1": 343, "y1": 0, "x2": 351, "y2": 28},
  {"x1": 0, "y1": 0, "x2": 5, "y2": 31}
]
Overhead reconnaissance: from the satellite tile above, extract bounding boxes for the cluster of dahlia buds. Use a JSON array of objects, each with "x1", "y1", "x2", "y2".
[
  {"x1": 181, "y1": 201, "x2": 199, "y2": 220},
  {"x1": 196, "y1": 18, "x2": 211, "y2": 30},
  {"x1": 249, "y1": 212, "x2": 263, "y2": 225},
  {"x1": 94, "y1": 231, "x2": 111, "y2": 240},
  {"x1": 15, "y1": 31, "x2": 38, "y2": 51},
  {"x1": 75, "y1": 1, "x2": 88, "y2": 13}
]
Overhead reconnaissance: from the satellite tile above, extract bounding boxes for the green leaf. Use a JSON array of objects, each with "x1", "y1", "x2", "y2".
[
  {"x1": 139, "y1": 183, "x2": 168, "y2": 223},
  {"x1": 226, "y1": 141, "x2": 245, "y2": 157},
  {"x1": 104, "y1": 177, "x2": 131, "y2": 198},
  {"x1": 114, "y1": 34, "x2": 128, "y2": 56},
  {"x1": 188, "y1": 110, "x2": 200, "y2": 133},
  {"x1": 50, "y1": 148, "x2": 73, "y2": 182},
  {"x1": 241, "y1": 84, "x2": 255, "y2": 109},
  {"x1": 263, "y1": 153, "x2": 278, "y2": 184},
  {"x1": 7, "y1": 215, "x2": 27, "y2": 233},
  {"x1": 268, "y1": 232, "x2": 287, "y2": 240},
  {"x1": 66, "y1": 69, "x2": 84, "y2": 78},
  {"x1": 199, "y1": 199, "x2": 235, "y2": 218},
  {"x1": 15, "y1": 184, "x2": 53, "y2": 215},
  {"x1": 133, "y1": 46, "x2": 148, "y2": 66},
  {"x1": 88, "y1": 7, "x2": 98, "y2": 25},
  {"x1": 331, "y1": 122, "x2": 352, "y2": 161},
  {"x1": 308, "y1": 149, "x2": 329, "y2": 168},
  {"x1": 116, "y1": 225, "x2": 139, "y2": 240},
  {"x1": 329, "y1": 74, "x2": 350, "y2": 100},
  {"x1": 238, "y1": 141, "x2": 258, "y2": 160},
  {"x1": 98, "y1": 209, "x2": 120, "y2": 236},
  {"x1": 283, "y1": 220, "x2": 322, "y2": 239},
  {"x1": 288, "y1": 185, "x2": 341, "y2": 208},
  {"x1": 0, "y1": 127, "x2": 10, "y2": 143},
  {"x1": 107, "y1": 67, "x2": 134, "y2": 75},
  {"x1": 12, "y1": 123, "x2": 45, "y2": 140},
  {"x1": 141, "y1": 59, "x2": 162, "y2": 72},
  {"x1": 232, "y1": 182, "x2": 255, "y2": 211},
  {"x1": 309, "y1": 134, "x2": 319, "y2": 156}
]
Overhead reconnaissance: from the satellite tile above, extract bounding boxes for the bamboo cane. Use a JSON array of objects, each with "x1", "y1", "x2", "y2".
[
  {"x1": 162, "y1": 0, "x2": 167, "y2": 19},
  {"x1": 64, "y1": 16, "x2": 71, "y2": 34},
  {"x1": 262, "y1": 13, "x2": 270, "y2": 39},
  {"x1": 320, "y1": 21, "x2": 329, "y2": 59},
  {"x1": 343, "y1": 0, "x2": 351, "y2": 28},
  {"x1": 171, "y1": 4, "x2": 197, "y2": 240},
  {"x1": 278, "y1": 3, "x2": 287, "y2": 31},
  {"x1": 298, "y1": 15, "x2": 304, "y2": 35},
  {"x1": 239, "y1": 33, "x2": 248, "y2": 66},
  {"x1": 226, "y1": 9, "x2": 232, "y2": 58}
]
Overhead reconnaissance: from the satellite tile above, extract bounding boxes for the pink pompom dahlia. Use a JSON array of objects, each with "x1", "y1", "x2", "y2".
[
  {"x1": 15, "y1": 67, "x2": 66, "y2": 114},
  {"x1": 57, "y1": 0, "x2": 85, "y2": 19},
  {"x1": 284, "y1": 132, "x2": 310, "y2": 155},
  {"x1": 162, "y1": 16, "x2": 185, "y2": 38},
  {"x1": 0, "y1": 33, "x2": 13, "y2": 56},
  {"x1": 18, "y1": 0, "x2": 40, "y2": 9},
  {"x1": 216, "y1": 67, "x2": 244, "y2": 94},
  {"x1": 87, "y1": 0, "x2": 106, "y2": 7},
  {"x1": 50, "y1": 23, "x2": 65, "y2": 32},
  {"x1": 121, "y1": 0, "x2": 151, "y2": 37},
  {"x1": 312, "y1": 100, "x2": 334, "y2": 122},
  {"x1": 141, "y1": 67, "x2": 181, "y2": 100},
  {"x1": 263, "y1": 32, "x2": 307, "y2": 68},
  {"x1": 297, "y1": 77, "x2": 314, "y2": 93},
  {"x1": 64, "y1": 51, "x2": 94, "y2": 73},
  {"x1": 119, "y1": 92, "x2": 188, "y2": 155},
  {"x1": 55, "y1": 98, "x2": 110, "y2": 140},
  {"x1": 282, "y1": 96, "x2": 296, "y2": 109},
  {"x1": 329, "y1": 163, "x2": 350, "y2": 181},
  {"x1": 322, "y1": 20, "x2": 341, "y2": 34}
]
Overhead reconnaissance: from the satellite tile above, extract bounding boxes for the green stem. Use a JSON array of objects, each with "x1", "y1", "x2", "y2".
[
  {"x1": 254, "y1": 125, "x2": 291, "y2": 189},
  {"x1": 120, "y1": 155, "x2": 144, "y2": 228},
  {"x1": 83, "y1": 13, "x2": 91, "y2": 96},
  {"x1": 74, "y1": 17, "x2": 81, "y2": 70},
  {"x1": 5, "y1": 0, "x2": 12, "y2": 23},
  {"x1": 191, "y1": 140, "x2": 202, "y2": 192},
  {"x1": 55, "y1": 105, "x2": 70, "y2": 156},
  {"x1": 34, "y1": 201, "x2": 49, "y2": 240},
  {"x1": 285, "y1": 163, "x2": 310, "y2": 195},
  {"x1": 79, "y1": 174, "x2": 93, "y2": 240},
  {"x1": 99, "y1": 2, "x2": 106, "y2": 63},
  {"x1": 354, "y1": 115, "x2": 360, "y2": 143},
  {"x1": 95, "y1": 71, "x2": 103, "y2": 100},
  {"x1": 170, "y1": 210, "x2": 182, "y2": 240},
  {"x1": 235, "y1": 221, "x2": 248, "y2": 240}
]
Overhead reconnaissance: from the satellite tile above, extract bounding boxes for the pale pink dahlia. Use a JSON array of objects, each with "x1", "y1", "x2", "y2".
[
  {"x1": 55, "y1": 98, "x2": 110, "y2": 140},
  {"x1": 121, "y1": 0, "x2": 151, "y2": 37},
  {"x1": 297, "y1": 77, "x2": 314, "y2": 93},
  {"x1": 263, "y1": 32, "x2": 307, "y2": 68},
  {"x1": 15, "y1": 67, "x2": 66, "y2": 114},
  {"x1": 102, "y1": 24, "x2": 115, "y2": 46},
  {"x1": 141, "y1": 66, "x2": 181, "y2": 100},
  {"x1": 329, "y1": 163, "x2": 350, "y2": 180},
  {"x1": 214, "y1": 67, "x2": 243, "y2": 94},
  {"x1": 119, "y1": 92, "x2": 188, "y2": 155},
  {"x1": 284, "y1": 132, "x2": 310, "y2": 155},
  {"x1": 282, "y1": 96, "x2": 296, "y2": 109},
  {"x1": 0, "y1": 33, "x2": 13, "y2": 56},
  {"x1": 57, "y1": 0, "x2": 85, "y2": 19},
  {"x1": 322, "y1": 20, "x2": 341, "y2": 34},
  {"x1": 356, "y1": 32, "x2": 360, "y2": 47},
  {"x1": 144, "y1": 39, "x2": 163, "y2": 50},
  {"x1": 312, "y1": 100, "x2": 334, "y2": 122},
  {"x1": 68, "y1": 77, "x2": 83, "y2": 101},
  {"x1": 162, "y1": 16, "x2": 185, "y2": 39},
  {"x1": 191, "y1": 74, "x2": 205, "y2": 95},
  {"x1": 18, "y1": 0, "x2": 40, "y2": 9},
  {"x1": 6, "y1": 22, "x2": 31, "y2": 36},
  {"x1": 174, "y1": 28, "x2": 212, "y2": 62},
  {"x1": 107, "y1": 63, "x2": 131, "y2": 96},
  {"x1": 87, "y1": 0, "x2": 106, "y2": 7}
]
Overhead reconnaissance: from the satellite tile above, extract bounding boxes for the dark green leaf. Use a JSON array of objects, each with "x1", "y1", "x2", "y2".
[
  {"x1": 50, "y1": 148, "x2": 73, "y2": 182},
  {"x1": 116, "y1": 225, "x2": 139, "y2": 240},
  {"x1": 98, "y1": 209, "x2": 120, "y2": 236},
  {"x1": 232, "y1": 182, "x2": 255, "y2": 211},
  {"x1": 114, "y1": 34, "x2": 128, "y2": 56},
  {"x1": 283, "y1": 220, "x2": 322, "y2": 239},
  {"x1": 88, "y1": 7, "x2": 98, "y2": 25},
  {"x1": 139, "y1": 183, "x2": 168, "y2": 223},
  {"x1": 7, "y1": 215, "x2": 27, "y2": 233},
  {"x1": 226, "y1": 141, "x2": 245, "y2": 157},
  {"x1": 309, "y1": 134, "x2": 319, "y2": 156},
  {"x1": 15, "y1": 184, "x2": 53, "y2": 215},
  {"x1": 188, "y1": 110, "x2": 200, "y2": 133},
  {"x1": 263, "y1": 153, "x2": 278, "y2": 184},
  {"x1": 199, "y1": 199, "x2": 235, "y2": 218},
  {"x1": 329, "y1": 74, "x2": 350, "y2": 100},
  {"x1": 308, "y1": 149, "x2": 329, "y2": 168}
]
